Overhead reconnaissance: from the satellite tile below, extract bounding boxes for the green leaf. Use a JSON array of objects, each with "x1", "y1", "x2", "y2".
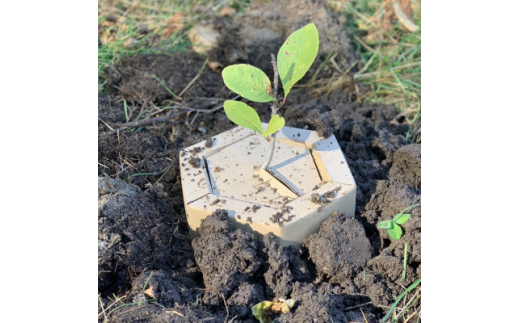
[
  {"x1": 277, "y1": 23, "x2": 319, "y2": 98},
  {"x1": 388, "y1": 224, "x2": 403, "y2": 240},
  {"x1": 224, "y1": 101, "x2": 263, "y2": 134},
  {"x1": 252, "y1": 301, "x2": 274, "y2": 323},
  {"x1": 393, "y1": 213, "x2": 411, "y2": 225},
  {"x1": 377, "y1": 220, "x2": 392, "y2": 230},
  {"x1": 222, "y1": 64, "x2": 275, "y2": 102},
  {"x1": 263, "y1": 115, "x2": 285, "y2": 136}
]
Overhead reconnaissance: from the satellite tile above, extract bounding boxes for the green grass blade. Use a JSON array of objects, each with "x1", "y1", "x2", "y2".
[
  {"x1": 125, "y1": 165, "x2": 171, "y2": 181},
  {"x1": 381, "y1": 278, "x2": 421, "y2": 323},
  {"x1": 142, "y1": 271, "x2": 154, "y2": 293},
  {"x1": 151, "y1": 74, "x2": 179, "y2": 99}
]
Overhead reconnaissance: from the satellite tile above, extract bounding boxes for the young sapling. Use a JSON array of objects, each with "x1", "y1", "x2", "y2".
[
  {"x1": 377, "y1": 204, "x2": 421, "y2": 240},
  {"x1": 221, "y1": 23, "x2": 319, "y2": 170}
]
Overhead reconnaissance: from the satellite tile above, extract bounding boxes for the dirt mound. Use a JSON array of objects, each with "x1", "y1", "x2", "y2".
[
  {"x1": 305, "y1": 212, "x2": 373, "y2": 282},
  {"x1": 211, "y1": 0, "x2": 358, "y2": 84},
  {"x1": 263, "y1": 233, "x2": 312, "y2": 299},
  {"x1": 390, "y1": 144, "x2": 422, "y2": 188},
  {"x1": 191, "y1": 209, "x2": 266, "y2": 320},
  {"x1": 98, "y1": 177, "x2": 195, "y2": 296}
]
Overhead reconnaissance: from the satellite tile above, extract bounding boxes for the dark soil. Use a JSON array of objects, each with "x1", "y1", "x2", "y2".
[{"x1": 98, "y1": 1, "x2": 421, "y2": 322}]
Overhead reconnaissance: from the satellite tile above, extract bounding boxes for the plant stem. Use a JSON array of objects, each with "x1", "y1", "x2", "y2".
[
  {"x1": 401, "y1": 243, "x2": 408, "y2": 282},
  {"x1": 260, "y1": 54, "x2": 279, "y2": 170},
  {"x1": 400, "y1": 204, "x2": 421, "y2": 214}
]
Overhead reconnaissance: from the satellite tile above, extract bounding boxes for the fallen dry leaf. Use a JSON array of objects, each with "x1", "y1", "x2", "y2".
[
  {"x1": 162, "y1": 12, "x2": 185, "y2": 39},
  {"x1": 379, "y1": 0, "x2": 394, "y2": 31},
  {"x1": 208, "y1": 61, "x2": 224, "y2": 72},
  {"x1": 193, "y1": 5, "x2": 209, "y2": 13},
  {"x1": 264, "y1": 303, "x2": 284, "y2": 315},
  {"x1": 411, "y1": 0, "x2": 421, "y2": 17},
  {"x1": 393, "y1": 0, "x2": 419, "y2": 32},
  {"x1": 219, "y1": 7, "x2": 237, "y2": 17},
  {"x1": 188, "y1": 25, "x2": 220, "y2": 54},
  {"x1": 127, "y1": 1, "x2": 139, "y2": 13},
  {"x1": 100, "y1": 30, "x2": 116, "y2": 45},
  {"x1": 144, "y1": 285, "x2": 155, "y2": 298},
  {"x1": 123, "y1": 38, "x2": 139, "y2": 49},
  {"x1": 252, "y1": 298, "x2": 295, "y2": 322},
  {"x1": 264, "y1": 298, "x2": 295, "y2": 315},
  {"x1": 328, "y1": 0, "x2": 350, "y2": 12}
]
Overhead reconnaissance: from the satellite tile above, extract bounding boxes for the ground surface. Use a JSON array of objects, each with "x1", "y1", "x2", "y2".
[{"x1": 98, "y1": 1, "x2": 421, "y2": 322}]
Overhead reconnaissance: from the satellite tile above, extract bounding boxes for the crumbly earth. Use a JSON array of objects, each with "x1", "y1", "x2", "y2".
[{"x1": 98, "y1": 1, "x2": 421, "y2": 322}]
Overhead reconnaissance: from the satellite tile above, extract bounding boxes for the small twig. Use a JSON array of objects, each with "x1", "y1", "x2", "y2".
[
  {"x1": 111, "y1": 305, "x2": 143, "y2": 320},
  {"x1": 360, "y1": 308, "x2": 369, "y2": 323},
  {"x1": 98, "y1": 118, "x2": 116, "y2": 132},
  {"x1": 177, "y1": 57, "x2": 209, "y2": 99},
  {"x1": 98, "y1": 295, "x2": 107, "y2": 321},
  {"x1": 98, "y1": 162, "x2": 109, "y2": 169},
  {"x1": 185, "y1": 110, "x2": 201, "y2": 130},
  {"x1": 166, "y1": 310, "x2": 184, "y2": 317},
  {"x1": 344, "y1": 301, "x2": 372, "y2": 311},
  {"x1": 377, "y1": 304, "x2": 404, "y2": 311},
  {"x1": 98, "y1": 295, "x2": 127, "y2": 318},
  {"x1": 402, "y1": 307, "x2": 420, "y2": 323},
  {"x1": 221, "y1": 294, "x2": 230, "y2": 323},
  {"x1": 112, "y1": 96, "x2": 241, "y2": 131},
  {"x1": 396, "y1": 287, "x2": 421, "y2": 320},
  {"x1": 113, "y1": 100, "x2": 219, "y2": 131},
  {"x1": 329, "y1": 54, "x2": 343, "y2": 73}
]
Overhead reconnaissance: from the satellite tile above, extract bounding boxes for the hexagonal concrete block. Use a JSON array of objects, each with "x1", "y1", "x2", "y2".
[{"x1": 180, "y1": 124, "x2": 356, "y2": 246}]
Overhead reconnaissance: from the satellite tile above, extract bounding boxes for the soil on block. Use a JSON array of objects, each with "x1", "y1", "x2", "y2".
[{"x1": 98, "y1": 1, "x2": 420, "y2": 321}]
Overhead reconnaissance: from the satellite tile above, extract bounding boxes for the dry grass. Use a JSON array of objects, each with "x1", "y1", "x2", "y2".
[
  {"x1": 98, "y1": 0, "x2": 253, "y2": 86},
  {"x1": 311, "y1": 0, "x2": 421, "y2": 143},
  {"x1": 349, "y1": 0, "x2": 421, "y2": 142}
]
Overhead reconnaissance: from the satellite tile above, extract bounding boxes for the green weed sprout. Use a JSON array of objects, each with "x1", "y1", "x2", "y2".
[
  {"x1": 221, "y1": 23, "x2": 319, "y2": 170},
  {"x1": 377, "y1": 204, "x2": 421, "y2": 240}
]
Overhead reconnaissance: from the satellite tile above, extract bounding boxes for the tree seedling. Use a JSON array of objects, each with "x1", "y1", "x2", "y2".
[
  {"x1": 221, "y1": 23, "x2": 319, "y2": 170},
  {"x1": 377, "y1": 204, "x2": 421, "y2": 240}
]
